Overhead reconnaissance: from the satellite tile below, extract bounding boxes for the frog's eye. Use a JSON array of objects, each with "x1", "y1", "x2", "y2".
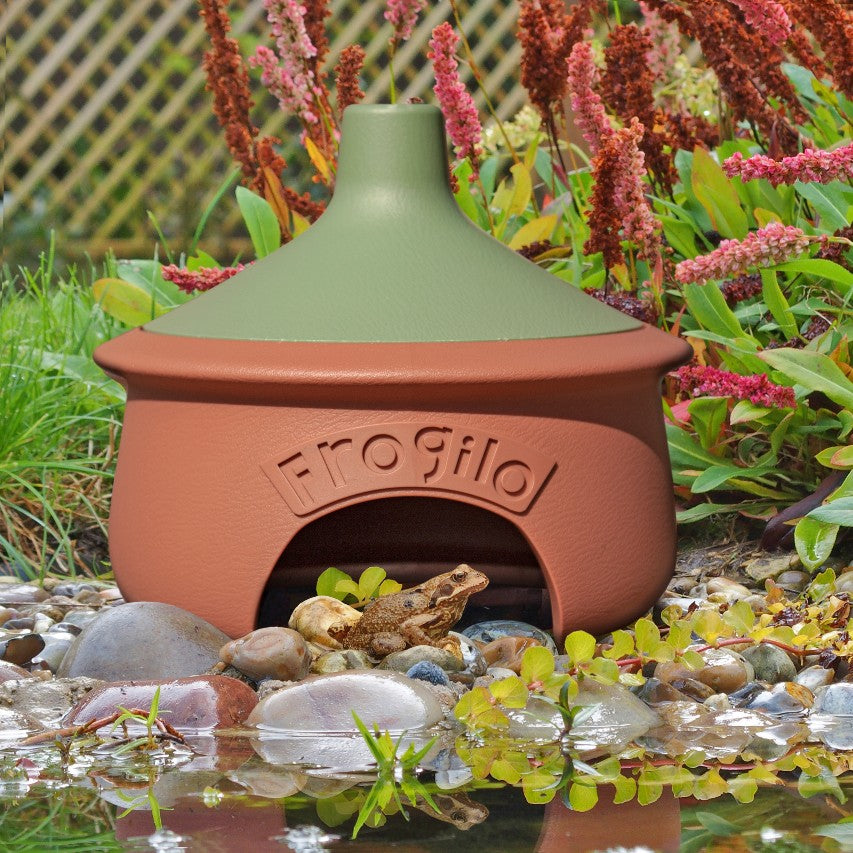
[
  {"x1": 451, "y1": 810, "x2": 467, "y2": 822},
  {"x1": 452, "y1": 570, "x2": 467, "y2": 582}
]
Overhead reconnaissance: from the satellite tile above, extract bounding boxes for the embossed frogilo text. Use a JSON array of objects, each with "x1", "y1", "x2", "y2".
[{"x1": 261, "y1": 424, "x2": 556, "y2": 516}]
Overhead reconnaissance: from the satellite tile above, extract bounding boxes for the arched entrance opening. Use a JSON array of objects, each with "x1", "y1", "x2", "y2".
[{"x1": 256, "y1": 496, "x2": 549, "y2": 629}]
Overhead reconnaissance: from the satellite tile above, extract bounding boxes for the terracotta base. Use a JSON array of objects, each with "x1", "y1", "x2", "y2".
[{"x1": 95, "y1": 327, "x2": 690, "y2": 640}]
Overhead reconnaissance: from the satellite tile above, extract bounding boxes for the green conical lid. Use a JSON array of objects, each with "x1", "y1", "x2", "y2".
[{"x1": 145, "y1": 104, "x2": 639, "y2": 342}]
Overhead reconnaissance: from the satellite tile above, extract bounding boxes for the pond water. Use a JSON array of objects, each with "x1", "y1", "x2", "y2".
[{"x1": 2, "y1": 733, "x2": 850, "y2": 853}]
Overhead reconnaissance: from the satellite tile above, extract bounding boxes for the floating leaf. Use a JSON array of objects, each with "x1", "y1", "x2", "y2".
[{"x1": 520, "y1": 646, "x2": 556, "y2": 684}]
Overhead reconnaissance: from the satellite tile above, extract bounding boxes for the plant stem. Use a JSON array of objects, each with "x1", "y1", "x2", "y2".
[{"x1": 389, "y1": 40, "x2": 397, "y2": 105}]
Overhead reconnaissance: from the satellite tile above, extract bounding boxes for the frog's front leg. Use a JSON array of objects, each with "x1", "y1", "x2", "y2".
[
  {"x1": 400, "y1": 614, "x2": 444, "y2": 649},
  {"x1": 369, "y1": 632, "x2": 408, "y2": 657}
]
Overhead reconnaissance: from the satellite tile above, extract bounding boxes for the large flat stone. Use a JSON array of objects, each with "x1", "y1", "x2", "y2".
[
  {"x1": 248, "y1": 670, "x2": 444, "y2": 732},
  {"x1": 57, "y1": 602, "x2": 230, "y2": 680}
]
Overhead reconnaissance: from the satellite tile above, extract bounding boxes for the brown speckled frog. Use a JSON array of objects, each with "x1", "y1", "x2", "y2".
[{"x1": 329, "y1": 565, "x2": 488, "y2": 658}]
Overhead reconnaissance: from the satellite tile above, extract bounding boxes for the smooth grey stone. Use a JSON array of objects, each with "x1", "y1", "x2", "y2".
[
  {"x1": 59, "y1": 610, "x2": 102, "y2": 632},
  {"x1": 448, "y1": 631, "x2": 487, "y2": 676},
  {"x1": 379, "y1": 645, "x2": 463, "y2": 674},
  {"x1": 795, "y1": 665, "x2": 835, "y2": 692},
  {"x1": 0, "y1": 584, "x2": 48, "y2": 605},
  {"x1": 31, "y1": 634, "x2": 74, "y2": 672},
  {"x1": 461, "y1": 620, "x2": 557, "y2": 653},
  {"x1": 57, "y1": 601, "x2": 230, "y2": 681},
  {"x1": 814, "y1": 682, "x2": 853, "y2": 716},
  {"x1": 741, "y1": 644, "x2": 797, "y2": 684},
  {"x1": 248, "y1": 670, "x2": 444, "y2": 732},
  {"x1": 744, "y1": 682, "x2": 814, "y2": 717}
]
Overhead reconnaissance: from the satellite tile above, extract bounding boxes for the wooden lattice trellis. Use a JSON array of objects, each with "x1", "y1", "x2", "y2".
[{"x1": 3, "y1": 0, "x2": 528, "y2": 263}]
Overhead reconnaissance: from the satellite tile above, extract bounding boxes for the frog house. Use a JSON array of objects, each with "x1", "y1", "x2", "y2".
[{"x1": 93, "y1": 104, "x2": 690, "y2": 640}]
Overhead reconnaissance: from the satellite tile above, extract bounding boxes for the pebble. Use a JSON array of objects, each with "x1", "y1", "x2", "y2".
[
  {"x1": 57, "y1": 601, "x2": 230, "y2": 681},
  {"x1": 64, "y1": 675, "x2": 258, "y2": 731},
  {"x1": 740, "y1": 644, "x2": 797, "y2": 684},
  {"x1": 248, "y1": 671, "x2": 444, "y2": 732},
  {"x1": 706, "y1": 577, "x2": 751, "y2": 602},
  {"x1": 669, "y1": 677, "x2": 716, "y2": 702},
  {"x1": 0, "y1": 608, "x2": 17, "y2": 627},
  {"x1": 795, "y1": 665, "x2": 835, "y2": 692},
  {"x1": 775, "y1": 570, "x2": 811, "y2": 592},
  {"x1": 405, "y1": 661, "x2": 450, "y2": 687},
  {"x1": 0, "y1": 661, "x2": 34, "y2": 683},
  {"x1": 480, "y1": 636, "x2": 541, "y2": 674},
  {"x1": 744, "y1": 682, "x2": 814, "y2": 717},
  {"x1": 0, "y1": 633, "x2": 45, "y2": 666},
  {"x1": 2, "y1": 617, "x2": 35, "y2": 631},
  {"x1": 59, "y1": 610, "x2": 101, "y2": 632},
  {"x1": 813, "y1": 682, "x2": 853, "y2": 716},
  {"x1": 448, "y1": 631, "x2": 488, "y2": 677},
  {"x1": 287, "y1": 596, "x2": 362, "y2": 651},
  {"x1": 461, "y1": 620, "x2": 557, "y2": 654},
  {"x1": 311, "y1": 649, "x2": 372, "y2": 674},
  {"x1": 744, "y1": 554, "x2": 799, "y2": 582},
  {"x1": 835, "y1": 574, "x2": 853, "y2": 596},
  {"x1": 379, "y1": 645, "x2": 464, "y2": 674},
  {"x1": 0, "y1": 584, "x2": 48, "y2": 605},
  {"x1": 634, "y1": 677, "x2": 693, "y2": 706},
  {"x1": 219, "y1": 627, "x2": 312, "y2": 682},
  {"x1": 655, "y1": 648, "x2": 753, "y2": 695},
  {"x1": 31, "y1": 633, "x2": 75, "y2": 673}
]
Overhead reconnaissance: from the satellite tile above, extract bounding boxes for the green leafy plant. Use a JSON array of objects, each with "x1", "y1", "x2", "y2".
[
  {"x1": 315, "y1": 566, "x2": 402, "y2": 606},
  {"x1": 349, "y1": 712, "x2": 438, "y2": 838}
]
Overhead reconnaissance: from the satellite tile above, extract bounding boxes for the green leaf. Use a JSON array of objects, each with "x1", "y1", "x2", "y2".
[
  {"x1": 691, "y1": 464, "x2": 772, "y2": 494},
  {"x1": 603, "y1": 629, "x2": 634, "y2": 660},
  {"x1": 568, "y1": 781, "x2": 599, "y2": 812},
  {"x1": 806, "y1": 497, "x2": 853, "y2": 526},
  {"x1": 634, "y1": 618, "x2": 660, "y2": 655},
  {"x1": 760, "y1": 269, "x2": 797, "y2": 339},
  {"x1": 92, "y1": 278, "x2": 168, "y2": 326},
  {"x1": 377, "y1": 579, "x2": 403, "y2": 596},
  {"x1": 316, "y1": 567, "x2": 353, "y2": 599},
  {"x1": 236, "y1": 186, "x2": 280, "y2": 258},
  {"x1": 684, "y1": 282, "x2": 746, "y2": 337},
  {"x1": 612, "y1": 774, "x2": 637, "y2": 804},
  {"x1": 520, "y1": 646, "x2": 556, "y2": 684},
  {"x1": 688, "y1": 397, "x2": 728, "y2": 450},
  {"x1": 37, "y1": 351, "x2": 125, "y2": 401},
  {"x1": 798, "y1": 768, "x2": 846, "y2": 803},
  {"x1": 772, "y1": 258, "x2": 853, "y2": 297},
  {"x1": 357, "y1": 566, "x2": 387, "y2": 599},
  {"x1": 676, "y1": 502, "x2": 747, "y2": 522},
  {"x1": 795, "y1": 515, "x2": 839, "y2": 570},
  {"x1": 793, "y1": 181, "x2": 850, "y2": 231},
  {"x1": 587, "y1": 657, "x2": 620, "y2": 683},
  {"x1": 759, "y1": 348, "x2": 853, "y2": 409},
  {"x1": 660, "y1": 215, "x2": 698, "y2": 258},
  {"x1": 816, "y1": 445, "x2": 853, "y2": 469},
  {"x1": 730, "y1": 400, "x2": 772, "y2": 424},
  {"x1": 666, "y1": 423, "x2": 721, "y2": 469},
  {"x1": 691, "y1": 147, "x2": 748, "y2": 239},
  {"x1": 564, "y1": 630, "x2": 596, "y2": 666},
  {"x1": 695, "y1": 811, "x2": 741, "y2": 836},
  {"x1": 116, "y1": 259, "x2": 189, "y2": 307},
  {"x1": 489, "y1": 676, "x2": 529, "y2": 709}
]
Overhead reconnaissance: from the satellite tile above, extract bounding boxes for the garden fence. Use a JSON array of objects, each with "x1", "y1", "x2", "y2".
[{"x1": 3, "y1": 0, "x2": 528, "y2": 263}]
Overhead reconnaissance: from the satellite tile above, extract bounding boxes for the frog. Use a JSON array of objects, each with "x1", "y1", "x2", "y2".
[{"x1": 328, "y1": 565, "x2": 489, "y2": 659}]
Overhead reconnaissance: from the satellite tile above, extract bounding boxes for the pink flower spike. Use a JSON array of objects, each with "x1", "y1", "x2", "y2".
[
  {"x1": 723, "y1": 142, "x2": 853, "y2": 187},
  {"x1": 384, "y1": 0, "x2": 426, "y2": 42},
  {"x1": 675, "y1": 364, "x2": 796, "y2": 409},
  {"x1": 428, "y1": 23, "x2": 483, "y2": 175},
  {"x1": 162, "y1": 264, "x2": 247, "y2": 293},
  {"x1": 675, "y1": 222, "x2": 813, "y2": 284},
  {"x1": 729, "y1": 0, "x2": 791, "y2": 45},
  {"x1": 566, "y1": 41, "x2": 613, "y2": 155},
  {"x1": 250, "y1": 0, "x2": 320, "y2": 124}
]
